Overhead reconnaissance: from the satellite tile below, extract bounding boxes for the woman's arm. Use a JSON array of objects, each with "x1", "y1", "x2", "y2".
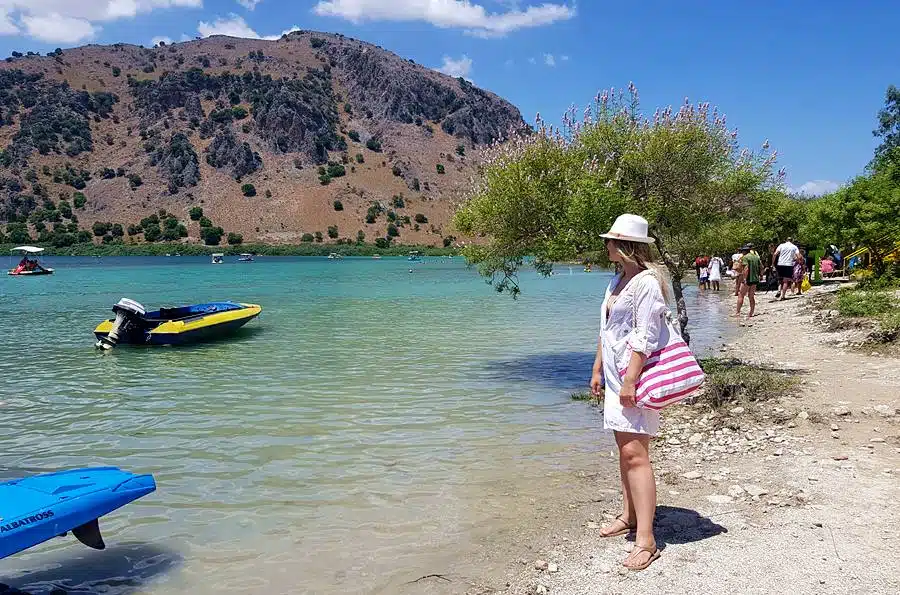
[
  {"x1": 590, "y1": 340, "x2": 604, "y2": 396},
  {"x1": 619, "y1": 350, "x2": 648, "y2": 407}
]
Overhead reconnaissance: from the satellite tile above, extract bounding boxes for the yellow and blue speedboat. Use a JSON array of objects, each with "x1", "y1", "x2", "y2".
[{"x1": 94, "y1": 298, "x2": 261, "y2": 349}]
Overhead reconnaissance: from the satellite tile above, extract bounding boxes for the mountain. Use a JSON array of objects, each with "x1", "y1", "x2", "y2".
[{"x1": 0, "y1": 32, "x2": 526, "y2": 249}]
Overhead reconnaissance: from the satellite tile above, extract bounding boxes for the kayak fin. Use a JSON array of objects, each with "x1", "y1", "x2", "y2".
[{"x1": 72, "y1": 519, "x2": 105, "y2": 550}]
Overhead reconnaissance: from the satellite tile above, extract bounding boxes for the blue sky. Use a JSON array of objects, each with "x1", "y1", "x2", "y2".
[{"x1": 0, "y1": 1, "x2": 896, "y2": 195}]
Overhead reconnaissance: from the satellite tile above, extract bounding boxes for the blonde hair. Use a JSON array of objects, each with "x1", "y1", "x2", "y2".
[{"x1": 610, "y1": 240, "x2": 673, "y2": 303}]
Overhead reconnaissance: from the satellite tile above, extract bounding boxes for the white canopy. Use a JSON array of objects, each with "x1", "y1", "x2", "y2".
[{"x1": 11, "y1": 246, "x2": 44, "y2": 253}]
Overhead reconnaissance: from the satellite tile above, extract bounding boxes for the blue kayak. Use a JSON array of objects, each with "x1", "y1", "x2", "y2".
[{"x1": 0, "y1": 467, "x2": 156, "y2": 560}]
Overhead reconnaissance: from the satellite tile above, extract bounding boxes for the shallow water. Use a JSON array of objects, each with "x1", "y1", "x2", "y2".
[{"x1": 0, "y1": 257, "x2": 732, "y2": 593}]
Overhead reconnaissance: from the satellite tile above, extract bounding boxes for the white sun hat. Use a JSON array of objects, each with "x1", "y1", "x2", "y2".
[{"x1": 600, "y1": 214, "x2": 655, "y2": 244}]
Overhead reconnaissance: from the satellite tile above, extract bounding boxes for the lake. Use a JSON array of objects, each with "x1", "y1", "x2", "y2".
[{"x1": 0, "y1": 256, "x2": 733, "y2": 593}]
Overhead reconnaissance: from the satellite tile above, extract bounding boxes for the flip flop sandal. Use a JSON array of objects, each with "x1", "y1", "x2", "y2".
[
  {"x1": 599, "y1": 515, "x2": 635, "y2": 538},
  {"x1": 626, "y1": 545, "x2": 660, "y2": 571}
]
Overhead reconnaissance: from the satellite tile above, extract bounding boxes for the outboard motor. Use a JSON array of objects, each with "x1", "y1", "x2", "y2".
[{"x1": 96, "y1": 298, "x2": 146, "y2": 350}]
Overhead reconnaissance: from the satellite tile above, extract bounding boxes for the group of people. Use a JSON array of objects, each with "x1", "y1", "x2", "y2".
[
  {"x1": 728, "y1": 236, "x2": 811, "y2": 317},
  {"x1": 693, "y1": 255, "x2": 726, "y2": 291},
  {"x1": 11, "y1": 256, "x2": 44, "y2": 275}
]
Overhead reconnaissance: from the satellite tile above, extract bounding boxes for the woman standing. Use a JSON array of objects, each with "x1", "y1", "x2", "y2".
[
  {"x1": 590, "y1": 214, "x2": 669, "y2": 572},
  {"x1": 792, "y1": 249, "x2": 806, "y2": 295}
]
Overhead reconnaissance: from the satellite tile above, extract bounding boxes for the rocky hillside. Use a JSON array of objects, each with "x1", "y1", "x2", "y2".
[{"x1": 0, "y1": 32, "x2": 526, "y2": 248}]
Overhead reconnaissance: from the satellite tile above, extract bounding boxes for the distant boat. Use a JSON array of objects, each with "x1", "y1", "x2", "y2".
[
  {"x1": 407, "y1": 250, "x2": 422, "y2": 262},
  {"x1": 211, "y1": 253, "x2": 224, "y2": 264},
  {"x1": 372, "y1": 254, "x2": 382, "y2": 260},
  {"x1": 8, "y1": 246, "x2": 54, "y2": 276},
  {"x1": 238, "y1": 253, "x2": 254, "y2": 262},
  {"x1": 327, "y1": 253, "x2": 343, "y2": 260}
]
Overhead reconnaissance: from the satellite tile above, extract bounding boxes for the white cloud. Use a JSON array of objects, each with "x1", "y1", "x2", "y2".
[
  {"x1": 236, "y1": 0, "x2": 262, "y2": 9},
  {"x1": 21, "y1": 13, "x2": 98, "y2": 43},
  {"x1": 0, "y1": 1, "x2": 203, "y2": 42},
  {"x1": 528, "y1": 56, "x2": 536, "y2": 64},
  {"x1": 436, "y1": 55, "x2": 473, "y2": 79},
  {"x1": 543, "y1": 53, "x2": 555, "y2": 66},
  {"x1": 791, "y1": 180, "x2": 840, "y2": 197},
  {"x1": 197, "y1": 14, "x2": 299, "y2": 40},
  {"x1": 151, "y1": 35, "x2": 173, "y2": 46},
  {"x1": 312, "y1": 0, "x2": 575, "y2": 37},
  {"x1": 560, "y1": 54, "x2": 569, "y2": 61}
]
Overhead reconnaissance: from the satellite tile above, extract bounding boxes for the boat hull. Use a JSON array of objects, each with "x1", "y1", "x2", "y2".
[
  {"x1": 7, "y1": 269, "x2": 54, "y2": 276},
  {"x1": 0, "y1": 467, "x2": 155, "y2": 560},
  {"x1": 93, "y1": 303, "x2": 261, "y2": 346}
]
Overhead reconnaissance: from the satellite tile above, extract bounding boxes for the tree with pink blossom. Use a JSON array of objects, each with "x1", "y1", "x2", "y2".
[{"x1": 454, "y1": 84, "x2": 783, "y2": 339}]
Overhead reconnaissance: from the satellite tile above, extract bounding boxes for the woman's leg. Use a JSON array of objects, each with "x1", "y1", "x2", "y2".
[
  {"x1": 599, "y1": 438, "x2": 637, "y2": 535},
  {"x1": 615, "y1": 432, "x2": 657, "y2": 567}
]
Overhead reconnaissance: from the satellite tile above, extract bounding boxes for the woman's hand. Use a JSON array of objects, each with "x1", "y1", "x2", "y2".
[
  {"x1": 620, "y1": 377, "x2": 637, "y2": 408},
  {"x1": 590, "y1": 370, "x2": 605, "y2": 397}
]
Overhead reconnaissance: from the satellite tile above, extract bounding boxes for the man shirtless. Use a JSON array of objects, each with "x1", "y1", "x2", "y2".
[{"x1": 735, "y1": 244, "x2": 761, "y2": 318}]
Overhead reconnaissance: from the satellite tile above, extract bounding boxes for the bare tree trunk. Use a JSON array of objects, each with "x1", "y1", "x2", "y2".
[{"x1": 655, "y1": 236, "x2": 691, "y2": 344}]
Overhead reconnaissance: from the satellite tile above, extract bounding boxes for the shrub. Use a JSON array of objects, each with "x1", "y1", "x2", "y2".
[
  {"x1": 92, "y1": 221, "x2": 110, "y2": 237},
  {"x1": 319, "y1": 174, "x2": 331, "y2": 185},
  {"x1": 227, "y1": 232, "x2": 243, "y2": 245},
  {"x1": 699, "y1": 358, "x2": 798, "y2": 410},
  {"x1": 355, "y1": 153, "x2": 364, "y2": 164},
  {"x1": 414, "y1": 213, "x2": 428, "y2": 224},
  {"x1": 199, "y1": 216, "x2": 212, "y2": 228},
  {"x1": 456, "y1": 144, "x2": 466, "y2": 156},
  {"x1": 327, "y1": 163, "x2": 346, "y2": 178},
  {"x1": 392, "y1": 165, "x2": 402, "y2": 176},
  {"x1": 310, "y1": 37, "x2": 326, "y2": 48},
  {"x1": 391, "y1": 195, "x2": 405, "y2": 208},
  {"x1": 128, "y1": 173, "x2": 143, "y2": 189},
  {"x1": 375, "y1": 237, "x2": 391, "y2": 248},
  {"x1": 356, "y1": 230, "x2": 365, "y2": 244},
  {"x1": 58, "y1": 200, "x2": 72, "y2": 219},
  {"x1": 231, "y1": 106, "x2": 248, "y2": 120},
  {"x1": 127, "y1": 224, "x2": 141, "y2": 236},
  {"x1": 202, "y1": 226, "x2": 224, "y2": 245},
  {"x1": 411, "y1": 178, "x2": 420, "y2": 191},
  {"x1": 366, "y1": 138, "x2": 382, "y2": 152},
  {"x1": 443, "y1": 237, "x2": 453, "y2": 247},
  {"x1": 327, "y1": 225, "x2": 339, "y2": 239},
  {"x1": 301, "y1": 233, "x2": 314, "y2": 242},
  {"x1": 836, "y1": 289, "x2": 896, "y2": 318},
  {"x1": 77, "y1": 230, "x2": 92, "y2": 243},
  {"x1": 189, "y1": 206, "x2": 203, "y2": 220},
  {"x1": 111, "y1": 223, "x2": 124, "y2": 237},
  {"x1": 436, "y1": 164, "x2": 445, "y2": 174},
  {"x1": 386, "y1": 223, "x2": 399, "y2": 238},
  {"x1": 344, "y1": 103, "x2": 352, "y2": 114},
  {"x1": 348, "y1": 130, "x2": 360, "y2": 142},
  {"x1": 241, "y1": 183, "x2": 257, "y2": 197},
  {"x1": 314, "y1": 231, "x2": 323, "y2": 243},
  {"x1": 333, "y1": 200, "x2": 343, "y2": 211},
  {"x1": 387, "y1": 210, "x2": 397, "y2": 222},
  {"x1": 112, "y1": 66, "x2": 121, "y2": 77}
]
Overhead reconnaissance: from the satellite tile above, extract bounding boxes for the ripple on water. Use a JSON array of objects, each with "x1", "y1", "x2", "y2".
[{"x1": 0, "y1": 258, "x2": 730, "y2": 594}]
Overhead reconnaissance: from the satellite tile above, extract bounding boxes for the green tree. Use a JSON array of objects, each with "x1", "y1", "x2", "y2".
[
  {"x1": 227, "y1": 232, "x2": 244, "y2": 245},
  {"x1": 454, "y1": 85, "x2": 779, "y2": 339},
  {"x1": 436, "y1": 163, "x2": 445, "y2": 174},
  {"x1": 301, "y1": 233, "x2": 314, "y2": 242},
  {"x1": 199, "y1": 216, "x2": 212, "y2": 228},
  {"x1": 314, "y1": 231, "x2": 323, "y2": 243},
  {"x1": 327, "y1": 225, "x2": 339, "y2": 239},
  {"x1": 333, "y1": 200, "x2": 343, "y2": 211},
  {"x1": 202, "y1": 226, "x2": 224, "y2": 245},
  {"x1": 456, "y1": 144, "x2": 466, "y2": 156},
  {"x1": 414, "y1": 213, "x2": 428, "y2": 224},
  {"x1": 241, "y1": 183, "x2": 256, "y2": 197},
  {"x1": 348, "y1": 130, "x2": 360, "y2": 142},
  {"x1": 386, "y1": 223, "x2": 399, "y2": 238},
  {"x1": 189, "y1": 206, "x2": 204, "y2": 220},
  {"x1": 356, "y1": 230, "x2": 365, "y2": 244},
  {"x1": 873, "y1": 84, "x2": 900, "y2": 166},
  {"x1": 73, "y1": 192, "x2": 86, "y2": 209},
  {"x1": 366, "y1": 138, "x2": 382, "y2": 152}
]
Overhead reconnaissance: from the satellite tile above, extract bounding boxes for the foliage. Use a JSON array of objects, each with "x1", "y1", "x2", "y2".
[
  {"x1": 387, "y1": 223, "x2": 400, "y2": 237},
  {"x1": 227, "y1": 232, "x2": 243, "y2": 245},
  {"x1": 414, "y1": 213, "x2": 428, "y2": 224},
  {"x1": 835, "y1": 289, "x2": 896, "y2": 317},
  {"x1": 454, "y1": 84, "x2": 780, "y2": 338},
  {"x1": 456, "y1": 144, "x2": 466, "y2": 156},
  {"x1": 355, "y1": 152, "x2": 365, "y2": 163},
  {"x1": 436, "y1": 163, "x2": 445, "y2": 174},
  {"x1": 366, "y1": 138, "x2": 382, "y2": 152},
  {"x1": 127, "y1": 173, "x2": 143, "y2": 189},
  {"x1": 873, "y1": 84, "x2": 900, "y2": 166},
  {"x1": 314, "y1": 231, "x2": 323, "y2": 243},
  {"x1": 698, "y1": 358, "x2": 798, "y2": 410},
  {"x1": 202, "y1": 225, "x2": 224, "y2": 245},
  {"x1": 333, "y1": 200, "x2": 343, "y2": 211},
  {"x1": 189, "y1": 206, "x2": 204, "y2": 221},
  {"x1": 348, "y1": 130, "x2": 360, "y2": 142},
  {"x1": 301, "y1": 233, "x2": 314, "y2": 242},
  {"x1": 241, "y1": 183, "x2": 257, "y2": 197},
  {"x1": 198, "y1": 216, "x2": 212, "y2": 228},
  {"x1": 327, "y1": 225, "x2": 339, "y2": 239},
  {"x1": 231, "y1": 106, "x2": 248, "y2": 120},
  {"x1": 327, "y1": 163, "x2": 346, "y2": 178}
]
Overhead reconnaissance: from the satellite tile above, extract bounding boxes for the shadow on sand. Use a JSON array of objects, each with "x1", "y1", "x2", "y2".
[
  {"x1": 0, "y1": 541, "x2": 182, "y2": 594},
  {"x1": 622, "y1": 505, "x2": 728, "y2": 551},
  {"x1": 483, "y1": 351, "x2": 596, "y2": 391}
]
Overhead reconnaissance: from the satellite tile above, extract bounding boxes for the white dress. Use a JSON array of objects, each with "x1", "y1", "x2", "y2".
[
  {"x1": 599, "y1": 273, "x2": 667, "y2": 436},
  {"x1": 708, "y1": 257, "x2": 723, "y2": 282}
]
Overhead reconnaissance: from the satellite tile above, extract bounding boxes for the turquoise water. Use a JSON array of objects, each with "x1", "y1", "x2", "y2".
[{"x1": 0, "y1": 256, "x2": 731, "y2": 594}]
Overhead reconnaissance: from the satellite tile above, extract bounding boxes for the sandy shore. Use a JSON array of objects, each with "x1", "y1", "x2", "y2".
[{"x1": 403, "y1": 284, "x2": 900, "y2": 595}]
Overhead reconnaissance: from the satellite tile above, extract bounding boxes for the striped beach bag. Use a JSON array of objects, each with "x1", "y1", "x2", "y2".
[{"x1": 621, "y1": 273, "x2": 705, "y2": 410}]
